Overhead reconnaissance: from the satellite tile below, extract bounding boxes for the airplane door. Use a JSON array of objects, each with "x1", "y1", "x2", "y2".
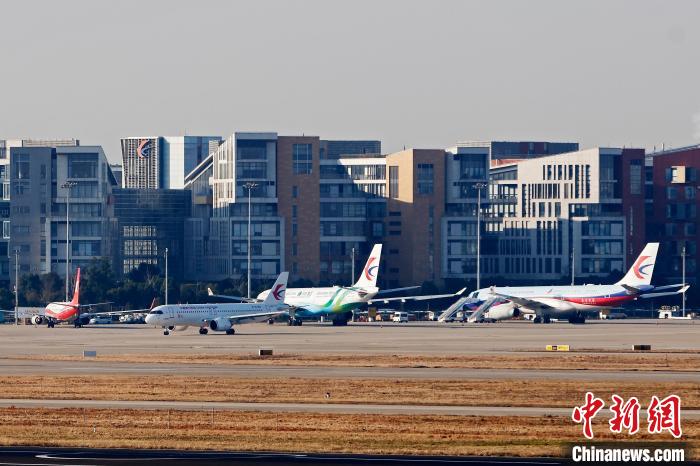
[{"x1": 165, "y1": 306, "x2": 175, "y2": 321}]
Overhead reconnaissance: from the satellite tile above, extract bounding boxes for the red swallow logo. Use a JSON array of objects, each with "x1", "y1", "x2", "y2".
[
  {"x1": 137, "y1": 139, "x2": 152, "y2": 159},
  {"x1": 364, "y1": 257, "x2": 378, "y2": 280},
  {"x1": 633, "y1": 255, "x2": 651, "y2": 279},
  {"x1": 272, "y1": 284, "x2": 285, "y2": 300}
]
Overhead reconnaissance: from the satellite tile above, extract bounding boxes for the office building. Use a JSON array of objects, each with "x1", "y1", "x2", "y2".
[
  {"x1": 112, "y1": 188, "x2": 191, "y2": 280},
  {"x1": 121, "y1": 135, "x2": 221, "y2": 189},
  {"x1": 647, "y1": 144, "x2": 700, "y2": 284},
  {"x1": 5, "y1": 140, "x2": 117, "y2": 284}
]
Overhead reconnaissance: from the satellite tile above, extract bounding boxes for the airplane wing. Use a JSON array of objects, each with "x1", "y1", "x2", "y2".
[
  {"x1": 640, "y1": 285, "x2": 689, "y2": 299},
  {"x1": 368, "y1": 288, "x2": 466, "y2": 304},
  {"x1": 226, "y1": 309, "x2": 289, "y2": 324},
  {"x1": 77, "y1": 302, "x2": 113, "y2": 308},
  {"x1": 372, "y1": 286, "x2": 421, "y2": 296},
  {"x1": 489, "y1": 292, "x2": 553, "y2": 312},
  {"x1": 207, "y1": 288, "x2": 261, "y2": 303}
]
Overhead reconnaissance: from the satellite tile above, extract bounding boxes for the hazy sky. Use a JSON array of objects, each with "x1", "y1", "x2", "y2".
[{"x1": 1, "y1": 0, "x2": 699, "y2": 163}]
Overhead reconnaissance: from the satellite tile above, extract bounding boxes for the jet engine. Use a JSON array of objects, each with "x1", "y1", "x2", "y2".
[
  {"x1": 31, "y1": 315, "x2": 44, "y2": 325},
  {"x1": 209, "y1": 318, "x2": 232, "y2": 332},
  {"x1": 167, "y1": 325, "x2": 189, "y2": 332},
  {"x1": 485, "y1": 303, "x2": 520, "y2": 321}
]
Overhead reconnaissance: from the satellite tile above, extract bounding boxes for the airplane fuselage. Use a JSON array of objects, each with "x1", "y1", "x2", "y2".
[
  {"x1": 44, "y1": 302, "x2": 79, "y2": 322},
  {"x1": 257, "y1": 285, "x2": 378, "y2": 316},
  {"x1": 145, "y1": 303, "x2": 287, "y2": 327},
  {"x1": 474, "y1": 284, "x2": 654, "y2": 318}
]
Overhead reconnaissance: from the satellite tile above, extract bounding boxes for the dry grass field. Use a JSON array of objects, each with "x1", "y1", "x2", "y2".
[
  {"x1": 1, "y1": 375, "x2": 699, "y2": 408},
  {"x1": 0, "y1": 408, "x2": 695, "y2": 458},
  {"x1": 13, "y1": 351, "x2": 700, "y2": 371}
]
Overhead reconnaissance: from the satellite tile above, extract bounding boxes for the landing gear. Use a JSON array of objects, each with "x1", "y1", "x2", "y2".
[
  {"x1": 163, "y1": 329, "x2": 170, "y2": 335},
  {"x1": 543, "y1": 316, "x2": 551, "y2": 324},
  {"x1": 568, "y1": 314, "x2": 586, "y2": 324},
  {"x1": 533, "y1": 316, "x2": 542, "y2": 324},
  {"x1": 287, "y1": 317, "x2": 302, "y2": 326},
  {"x1": 74, "y1": 321, "x2": 82, "y2": 328},
  {"x1": 199, "y1": 328, "x2": 208, "y2": 335},
  {"x1": 267, "y1": 318, "x2": 275, "y2": 325},
  {"x1": 225, "y1": 328, "x2": 235, "y2": 335},
  {"x1": 47, "y1": 321, "x2": 55, "y2": 328},
  {"x1": 331, "y1": 318, "x2": 348, "y2": 326}
]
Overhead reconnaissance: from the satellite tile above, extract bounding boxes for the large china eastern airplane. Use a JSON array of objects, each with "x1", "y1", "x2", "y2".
[
  {"x1": 466, "y1": 243, "x2": 687, "y2": 324},
  {"x1": 209, "y1": 244, "x2": 465, "y2": 326},
  {"x1": 145, "y1": 272, "x2": 290, "y2": 335},
  {"x1": 2, "y1": 268, "x2": 145, "y2": 327}
]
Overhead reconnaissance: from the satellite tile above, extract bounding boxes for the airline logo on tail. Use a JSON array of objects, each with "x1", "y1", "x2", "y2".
[
  {"x1": 617, "y1": 243, "x2": 659, "y2": 287},
  {"x1": 272, "y1": 284, "x2": 286, "y2": 301},
  {"x1": 364, "y1": 257, "x2": 378, "y2": 280},
  {"x1": 354, "y1": 244, "x2": 382, "y2": 289},
  {"x1": 633, "y1": 256, "x2": 653, "y2": 279}
]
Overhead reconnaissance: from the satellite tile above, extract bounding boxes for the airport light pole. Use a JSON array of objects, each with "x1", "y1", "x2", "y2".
[
  {"x1": 351, "y1": 247, "x2": 355, "y2": 285},
  {"x1": 61, "y1": 181, "x2": 77, "y2": 302},
  {"x1": 165, "y1": 247, "x2": 169, "y2": 305},
  {"x1": 474, "y1": 182, "x2": 488, "y2": 291},
  {"x1": 14, "y1": 248, "x2": 19, "y2": 325},
  {"x1": 243, "y1": 182, "x2": 258, "y2": 299},
  {"x1": 682, "y1": 245, "x2": 686, "y2": 317}
]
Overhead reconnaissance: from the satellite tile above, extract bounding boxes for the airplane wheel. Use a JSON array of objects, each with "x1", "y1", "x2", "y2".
[
  {"x1": 533, "y1": 316, "x2": 542, "y2": 324},
  {"x1": 163, "y1": 330, "x2": 170, "y2": 336},
  {"x1": 543, "y1": 316, "x2": 551, "y2": 324},
  {"x1": 268, "y1": 318, "x2": 274, "y2": 325},
  {"x1": 226, "y1": 328, "x2": 235, "y2": 335},
  {"x1": 287, "y1": 318, "x2": 294, "y2": 326},
  {"x1": 199, "y1": 328, "x2": 208, "y2": 335}
]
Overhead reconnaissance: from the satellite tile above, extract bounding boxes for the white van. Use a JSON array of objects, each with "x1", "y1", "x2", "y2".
[{"x1": 392, "y1": 312, "x2": 409, "y2": 323}]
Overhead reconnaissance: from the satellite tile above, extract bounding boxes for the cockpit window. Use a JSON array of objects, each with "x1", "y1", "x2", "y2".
[{"x1": 149, "y1": 310, "x2": 163, "y2": 315}]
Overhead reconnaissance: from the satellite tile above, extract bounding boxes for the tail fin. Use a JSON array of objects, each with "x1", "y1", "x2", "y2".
[
  {"x1": 263, "y1": 272, "x2": 289, "y2": 305},
  {"x1": 616, "y1": 243, "x2": 659, "y2": 286},
  {"x1": 353, "y1": 244, "x2": 382, "y2": 290},
  {"x1": 70, "y1": 268, "x2": 81, "y2": 305}
]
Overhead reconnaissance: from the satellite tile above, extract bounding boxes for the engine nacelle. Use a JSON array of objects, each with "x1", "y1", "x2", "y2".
[
  {"x1": 31, "y1": 315, "x2": 44, "y2": 325},
  {"x1": 166, "y1": 325, "x2": 189, "y2": 332},
  {"x1": 209, "y1": 318, "x2": 232, "y2": 332},
  {"x1": 486, "y1": 303, "x2": 519, "y2": 321}
]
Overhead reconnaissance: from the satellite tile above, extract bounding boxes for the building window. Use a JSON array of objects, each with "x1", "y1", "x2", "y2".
[
  {"x1": 629, "y1": 160, "x2": 642, "y2": 195},
  {"x1": 293, "y1": 144, "x2": 313, "y2": 175},
  {"x1": 417, "y1": 163, "x2": 434, "y2": 194},
  {"x1": 389, "y1": 166, "x2": 399, "y2": 199},
  {"x1": 292, "y1": 186, "x2": 298, "y2": 198},
  {"x1": 68, "y1": 154, "x2": 98, "y2": 178}
]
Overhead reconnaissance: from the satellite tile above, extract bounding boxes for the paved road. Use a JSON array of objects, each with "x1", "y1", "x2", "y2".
[
  {"x1": 0, "y1": 319, "x2": 698, "y2": 357},
  {"x1": 1, "y1": 358, "x2": 698, "y2": 382},
  {"x1": 0, "y1": 447, "x2": 569, "y2": 465},
  {"x1": 3, "y1": 398, "x2": 700, "y2": 419}
]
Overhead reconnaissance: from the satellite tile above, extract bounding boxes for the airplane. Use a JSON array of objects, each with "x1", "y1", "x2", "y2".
[
  {"x1": 466, "y1": 243, "x2": 688, "y2": 324},
  {"x1": 145, "y1": 271, "x2": 290, "y2": 335},
  {"x1": 2, "y1": 268, "x2": 148, "y2": 328},
  {"x1": 209, "y1": 244, "x2": 466, "y2": 326}
]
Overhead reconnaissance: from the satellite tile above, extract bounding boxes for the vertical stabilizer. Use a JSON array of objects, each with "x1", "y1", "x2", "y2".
[
  {"x1": 616, "y1": 243, "x2": 659, "y2": 286},
  {"x1": 263, "y1": 272, "x2": 289, "y2": 305},
  {"x1": 353, "y1": 244, "x2": 382, "y2": 289}
]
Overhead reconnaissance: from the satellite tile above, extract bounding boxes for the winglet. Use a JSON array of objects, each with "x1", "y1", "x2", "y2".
[{"x1": 207, "y1": 287, "x2": 214, "y2": 296}]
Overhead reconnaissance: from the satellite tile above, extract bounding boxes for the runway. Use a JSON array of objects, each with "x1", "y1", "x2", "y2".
[
  {"x1": 0, "y1": 320, "x2": 698, "y2": 357},
  {"x1": 0, "y1": 447, "x2": 569, "y2": 466},
  {"x1": 1, "y1": 358, "x2": 698, "y2": 382}
]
